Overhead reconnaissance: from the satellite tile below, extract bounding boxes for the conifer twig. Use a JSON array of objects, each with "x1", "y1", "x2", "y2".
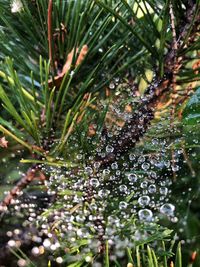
[
  {"x1": 0, "y1": 167, "x2": 45, "y2": 211},
  {"x1": 48, "y1": 0, "x2": 55, "y2": 73},
  {"x1": 169, "y1": 1, "x2": 178, "y2": 180},
  {"x1": 97, "y1": 1, "x2": 200, "y2": 168},
  {"x1": 48, "y1": 44, "x2": 88, "y2": 88},
  {"x1": 1, "y1": 1, "x2": 199, "y2": 211}
]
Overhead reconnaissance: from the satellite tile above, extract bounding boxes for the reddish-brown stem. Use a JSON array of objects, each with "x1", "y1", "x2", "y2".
[
  {"x1": 169, "y1": 2, "x2": 178, "y2": 180},
  {"x1": 0, "y1": 167, "x2": 46, "y2": 210},
  {"x1": 48, "y1": 0, "x2": 54, "y2": 72},
  {"x1": 97, "y1": 2, "x2": 200, "y2": 168},
  {"x1": 1, "y1": 1, "x2": 199, "y2": 213}
]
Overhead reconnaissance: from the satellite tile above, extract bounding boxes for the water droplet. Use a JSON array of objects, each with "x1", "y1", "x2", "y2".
[
  {"x1": 43, "y1": 239, "x2": 51, "y2": 248},
  {"x1": 17, "y1": 259, "x2": 27, "y2": 267},
  {"x1": 119, "y1": 184, "x2": 127, "y2": 193},
  {"x1": 109, "y1": 82, "x2": 115, "y2": 89},
  {"x1": 138, "y1": 209, "x2": 153, "y2": 221},
  {"x1": 159, "y1": 187, "x2": 168, "y2": 195},
  {"x1": 138, "y1": 196, "x2": 150, "y2": 207},
  {"x1": 141, "y1": 162, "x2": 150, "y2": 171},
  {"x1": 85, "y1": 256, "x2": 92, "y2": 262},
  {"x1": 127, "y1": 173, "x2": 138, "y2": 183},
  {"x1": 111, "y1": 162, "x2": 118, "y2": 169},
  {"x1": 90, "y1": 178, "x2": 100, "y2": 187},
  {"x1": 129, "y1": 153, "x2": 135, "y2": 161},
  {"x1": 77, "y1": 154, "x2": 82, "y2": 160},
  {"x1": 171, "y1": 165, "x2": 179, "y2": 172},
  {"x1": 85, "y1": 166, "x2": 93, "y2": 175},
  {"x1": 98, "y1": 189, "x2": 110, "y2": 198},
  {"x1": 103, "y1": 169, "x2": 110, "y2": 176},
  {"x1": 8, "y1": 240, "x2": 16, "y2": 247},
  {"x1": 31, "y1": 246, "x2": 40, "y2": 256},
  {"x1": 148, "y1": 184, "x2": 156, "y2": 194},
  {"x1": 70, "y1": 70, "x2": 75, "y2": 77},
  {"x1": 140, "y1": 181, "x2": 148, "y2": 188},
  {"x1": 114, "y1": 77, "x2": 120, "y2": 83},
  {"x1": 76, "y1": 214, "x2": 86, "y2": 223},
  {"x1": 119, "y1": 201, "x2": 128, "y2": 209},
  {"x1": 138, "y1": 156, "x2": 145, "y2": 163},
  {"x1": 56, "y1": 257, "x2": 63, "y2": 264},
  {"x1": 106, "y1": 145, "x2": 114, "y2": 153},
  {"x1": 94, "y1": 162, "x2": 100, "y2": 169},
  {"x1": 160, "y1": 203, "x2": 175, "y2": 216}
]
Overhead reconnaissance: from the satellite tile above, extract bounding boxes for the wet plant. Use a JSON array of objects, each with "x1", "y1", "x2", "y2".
[{"x1": 0, "y1": 0, "x2": 200, "y2": 266}]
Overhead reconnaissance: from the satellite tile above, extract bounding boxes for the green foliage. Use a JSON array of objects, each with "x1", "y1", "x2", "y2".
[
  {"x1": 0, "y1": 0, "x2": 199, "y2": 266},
  {"x1": 183, "y1": 88, "x2": 200, "y2": 125}
]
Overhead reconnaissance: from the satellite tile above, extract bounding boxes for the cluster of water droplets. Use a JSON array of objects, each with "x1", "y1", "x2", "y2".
[
  {"x1": 4, "y1": 81, "x2": 178, "y2": 264},
  {"x1": 27, "y1": 138, "x2": 176, "y2": 259},
  {"x1": 5, "y1": 159, "x2": 176, "y2": 264}
]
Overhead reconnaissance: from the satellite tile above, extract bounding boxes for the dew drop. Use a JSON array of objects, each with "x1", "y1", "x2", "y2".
[
  {"x1": 148, "y1": 184, "x2": 156, "y2": 194},
  {"x1": 111, "y1": 162, "x2": 118, "y2": 169},
  {"x1": 138, "y1": 209, "x2": 153, "y2": 221},
  {"x1": 159, "y1": 187, "x2": 168, "y2": 195},
  {"x1": 129, "y1": 153, "x2": 135, "y2": 161},
  {"x1": 31, "y1": 246, "x2": 40, "y2": 256},
  {"x1": 127, "y1": 173, "x2": 138, "y2": 183},
  {"x1": 106, "y1": 145, "x2": 114, "y2": 153},
  {"x1": 85, "y1": 166, "x2": 93, "y2": 175},
  {"x1": 43, "y1": 238, "x2": 51, "y2": 248},
  {"x1": 90, "y1": 178, "x2": 100, "y2": 187},
  {"x1": 140, "y1": 181, "x2": 148, "y2": 188},
  {"x1": 119, "y1": 201, "x2": 128, "y2": 209},
  {"x1": 17, "y1": 259, "x2": 26, "y2": 267},
  {"x1": 141, "y1": 162, "x2": 150, "y2": 171},
  {"x1": 160, "y1": 203, "x2": 175, "y2": 216},
  {"x1": 119, "y1": 184, "x2": 128, "y2": 193},
  {"x1": 109, "y1": 82, "x2": 115, "y2": 89},
  {"x1": 138, "y1": 196, "x2": 150, "y2": 207},
  {"x1": 56, "y1": 257, "x2": 63, "y2": 263}
]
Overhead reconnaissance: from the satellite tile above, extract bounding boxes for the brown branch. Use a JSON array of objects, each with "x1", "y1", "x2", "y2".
[
  {"x1": 62, "y1": 45, "x2": 88, "y2": 74},
  {"x1": 169, "y1": 0, "x2": 178, "y2": 119},
  {"x1": 1, "y1": 1, "x2": 199, "y2": 214},
  {"x1": 48, "y1": 44, "x2": 88, "y2": 88},
  {"x1": 0, "y1": 45, "x2": 89, "y2": 210},
  {"x1": 48, "y1": 0, "x2": 54, "y2": 72},
  {"x1": 84, "y1": 6, "x2": 200, "y2": 251},
  {"x1": 169, "y1": 1, "x2": 178, "y2": 180},
  {"x1": 96, "y1": 1, "x2": 200, "y2": 168},
  {"x1": 0, "y1": 167, "x2": 46, "y2": 211}
]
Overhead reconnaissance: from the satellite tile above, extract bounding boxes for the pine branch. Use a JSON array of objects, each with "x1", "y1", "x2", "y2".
[
  {"x1": 169, "y1": 1, "x2": 179, "y2": 180},
  {"x1": 48, "y1": 44, "x2": 88, "y2": 88},
  {"x1": 90, "y1": 7, "x2": 200, "y2": 246},
  {"x1": 0, "y1": 0, "x2": 199, "y2": 212},
  {"x1": 96, "y1": 1, "x2": 200, "y2": 167},
  {"x1": 48, "y1": 0, "x2": 54, "y2": 72},
  {"x1": 0, "y1": 167, "x2": 46, "y2": 211}
]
